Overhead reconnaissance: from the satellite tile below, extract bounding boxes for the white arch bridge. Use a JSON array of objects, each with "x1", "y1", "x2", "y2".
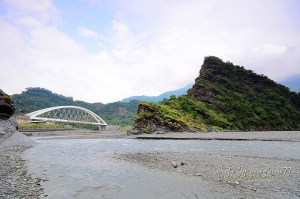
[{"x1": 26, "y1": 106, "x2": 107, "y2": 130}]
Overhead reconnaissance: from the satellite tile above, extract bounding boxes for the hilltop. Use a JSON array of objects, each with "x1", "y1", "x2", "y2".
[{"x1": 131, "y1": 56, "x2": 300, "y2": 133}]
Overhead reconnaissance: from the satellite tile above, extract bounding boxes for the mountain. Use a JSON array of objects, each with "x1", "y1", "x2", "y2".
[
  {"x1": 132, "y1": 56, "x2": 300, "y2": 133},
  {"x1": 278, "y1": 74, "x2": 300, "y2": 93},
  {"x1": 11, "y1": 87, "x2": 139, "y2": 126},
  {"x1": 121, "y1": 84, "x2": 193, "y2": 103}
]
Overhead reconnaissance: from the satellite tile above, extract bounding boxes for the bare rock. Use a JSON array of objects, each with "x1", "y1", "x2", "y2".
[
  {"x1": 0, "y1": 89, "x2": 15, "y2": 119},
  {"x1": 0, "y1": 117, "x2": 18, "y2": 144},
  {"x1": 127, "y1": 129, "x2": 140, "y2": 135}
]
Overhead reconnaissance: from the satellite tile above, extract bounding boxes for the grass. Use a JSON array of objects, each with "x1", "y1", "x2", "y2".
[{"x1": 18, "y1": 123, "x2": 66, "y2": 130}]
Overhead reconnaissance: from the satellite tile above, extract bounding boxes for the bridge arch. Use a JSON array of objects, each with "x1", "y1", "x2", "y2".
[{"x1": 26, "y1": 106, "x2": 107, "y2": 127}]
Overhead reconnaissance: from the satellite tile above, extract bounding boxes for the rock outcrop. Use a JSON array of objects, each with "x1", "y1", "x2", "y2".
[
  {"x1": 128, "y1": 102, "x2": 207, "y2": 135},
  {"x1": 131, "y1": 56, "x2": 300, "y2": 133},
  {"x1": 0, "y1": 89, "x2": 18, "y2": 143},
  {"x1": 0, "y1": 89, "x2": 15, "y2": 119},
  {"x1": 0, "y1": 117, "x2": 18, "y2": 143}
]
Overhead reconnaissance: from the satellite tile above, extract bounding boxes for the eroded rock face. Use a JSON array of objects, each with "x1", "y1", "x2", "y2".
[
  {"x1": 0, "y1": 89, "x2": 15, "y2": 120},
  {"x1": 129, "y1": 103, "x2": 200, "y2": 135},
  {"x1": 0, "y1": 117, "x2": 18, "y2": 143}
]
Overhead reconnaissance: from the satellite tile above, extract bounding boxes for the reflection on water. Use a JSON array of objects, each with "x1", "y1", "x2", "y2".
[{"x1": 24, "y1": 139, "x2": 300, "y2": 198}]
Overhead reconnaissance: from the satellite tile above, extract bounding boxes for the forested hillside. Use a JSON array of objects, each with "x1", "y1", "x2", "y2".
[
  {"x1": 132, "y1": 56, "x2": 300, "y2": 133},
  {"x1": 11, "y1": 88, "x2": 138, "y2": 126},
  {"x1": 186, "y1": 56, "x2": 300, "y2": 130}
]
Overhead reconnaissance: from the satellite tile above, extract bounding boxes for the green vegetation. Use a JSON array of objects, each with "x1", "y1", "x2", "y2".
[
  {"x1": 117, "y1": 125, "x2": 133, "y2": 131},
  {"x1": 187, "y1": 56, "x2": 300, "y2": 131},
  {"x1": 134, "y1": 56, "x2": 300, "y2": 132},
  {"x1": 11, "y1": 87, "x2": 138, "y2": 126},
  {"x1": 19, "y1": 123, "x2": 66, "y2": 130},
  {"x1": 10, "y1": 56, "x2": 300, "y2": 132},
  {"x1": 134, "y1": 102, "x2": 206, "y2": 132},
  {"x1": 68, "y1": 123, "x2": 99, "y2": 130},
  {"x1": 162, "y1": 95, "x2": 232, "y2": 130},
  {"x1": 3, "y1": 95, "x2": 13, "y2": 104}
]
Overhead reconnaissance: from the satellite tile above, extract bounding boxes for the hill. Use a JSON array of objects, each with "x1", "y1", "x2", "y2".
[
  {"x1": 121, "y1": 84, "x2": 193, "y2": 102},
  {"x1": 11, "y1": 87, "x2": 138, "y2": 126},
  {"x1": 132, "y1": 56, "x2": 300, "y2": 133}
]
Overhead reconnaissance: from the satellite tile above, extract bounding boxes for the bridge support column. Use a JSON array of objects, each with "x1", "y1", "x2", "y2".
[{"x1": 99, "y1": 125, "x2": 106, "y2": 131}]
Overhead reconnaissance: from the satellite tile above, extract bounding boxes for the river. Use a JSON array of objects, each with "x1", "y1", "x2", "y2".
[{"x1": 23, "y1": 138, "x2": 300, "y2": 199}]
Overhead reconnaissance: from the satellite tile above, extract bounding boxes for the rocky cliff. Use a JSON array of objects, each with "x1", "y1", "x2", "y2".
[
  {"x1": 0, "y1": 89, "x2": 18, "y2": 143},
  {"x1": 0, "y1": 89, "x2": 15, "y2": 119},
  {"x1": 132, "y1": 56, "x2": 300, "y2": 133},
  {"x1": 0, "y1": 118, "x2": 18, "y2": 143}
]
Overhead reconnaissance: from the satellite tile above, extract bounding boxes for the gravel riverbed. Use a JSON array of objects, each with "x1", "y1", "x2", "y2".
[
  {"x1": 1, "y1": 130, "x2": 299, "y2": 198},
  {"x1": 120, "y1": 151, "x2": 300, "y2": 198},
  {"x1": 0, "y1": 146, "x2": 45, "y2": 199}
]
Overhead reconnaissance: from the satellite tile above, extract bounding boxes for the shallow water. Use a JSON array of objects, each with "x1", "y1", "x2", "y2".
[{"x1": 23, "y1": 138, "x2": 300, "y2": 198}]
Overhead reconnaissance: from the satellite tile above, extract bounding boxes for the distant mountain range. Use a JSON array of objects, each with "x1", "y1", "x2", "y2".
[
  {"x1": 121, "y1": 84, "x2": 193, "y2": 102},
  {"x1": 278, "y1": 74, "x2": 300, "y2": 93}
]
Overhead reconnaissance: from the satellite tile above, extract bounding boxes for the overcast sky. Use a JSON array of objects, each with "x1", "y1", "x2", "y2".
[{"x1": 1, "y1": 0, "x2": 299, "y2": 103}]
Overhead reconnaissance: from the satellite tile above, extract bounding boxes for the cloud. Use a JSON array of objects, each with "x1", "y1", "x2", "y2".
[
  {"x1": 252, "y1": 44, "x2": 287, "y2": 56},
  {"x1": 2, "y1": 0, "x2": 61, "y2": 26},
  {"x1": 2, "y1": 0, "x2": 53, "y2": 13},
  {"x1": 0, "y1": 0, "x2": 299, "y2": 103},
  {"x1": 112, "y1": 20, "x2": 129, "y2": 41},
  {"x1": 14, "y1": 16, "x2": 43, "y2": 28},
  {"x1": 77, "y1": 26, "x2": 106, "y2": 40}
]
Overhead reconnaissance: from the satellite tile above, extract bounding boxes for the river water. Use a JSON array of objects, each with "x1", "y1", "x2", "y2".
[{"x1": 23, "y1": 138, "x2": 300, "y2": 199}]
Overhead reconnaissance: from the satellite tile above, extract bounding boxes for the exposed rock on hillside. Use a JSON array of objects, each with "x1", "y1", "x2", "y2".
[
  {"x1": 128, "y1": 103, "x2": 207, "y2": 134},
  {"x1": 0, "y1": 117, "x2": 18, "y2": 143},
  {"x1": 0, "y1": 89, "x2": 15, "y2": 119},
  {"x1": 0, "y1": 89, "x2": 18, "y2": 143}
]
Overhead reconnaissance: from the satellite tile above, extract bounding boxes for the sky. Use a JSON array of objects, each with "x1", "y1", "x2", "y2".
[{"x1": 1, "y1": 0, "x2": 299, "y2": 103}]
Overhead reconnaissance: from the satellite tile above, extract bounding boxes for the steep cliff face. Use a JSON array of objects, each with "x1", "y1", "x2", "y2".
[
  {"x1": 0, "y1": 89, "x2": 18, "y2": 143},
  {"x1": 0, "y1": 117, "x2": 18, "y2": 143},
  {"x1": 132, "y1": 56, "x2": 300, "y2": 133},
  {"x1": 0, "y1": 89, "x2": 15, "y2": 120}
]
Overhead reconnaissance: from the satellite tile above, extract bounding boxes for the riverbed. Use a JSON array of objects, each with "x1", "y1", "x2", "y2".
[{"x1": 22, "y1": 135, "x2": 300, "y2": 199}]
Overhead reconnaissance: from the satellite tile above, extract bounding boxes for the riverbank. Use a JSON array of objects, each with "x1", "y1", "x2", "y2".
[
  {"x1": 134, "y1": 131, "x2": 300, "y2": 142},
  {"x1": 26, "y1": 130, "x2": 300, "y2": 142},
  {"x1": 0, "y1": 145, "x2": 45, "y2": 198},
  {"x1": 25, "y1": 129, "x2": 128, "y2": 139}
]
